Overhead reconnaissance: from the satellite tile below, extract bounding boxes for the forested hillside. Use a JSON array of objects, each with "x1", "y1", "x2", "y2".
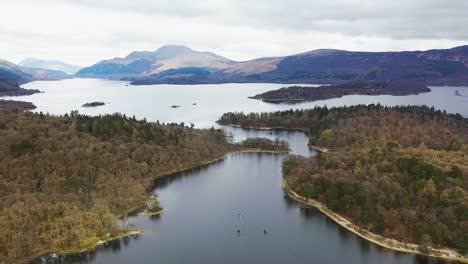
[
  {"x1": 0, "y1": 109, "x2": 236, "y2": 262},
  {"x1": 220, "y1": 105, "x2": 468, "y2": 255}
]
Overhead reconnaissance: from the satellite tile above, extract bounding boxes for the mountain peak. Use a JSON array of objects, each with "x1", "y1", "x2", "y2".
[{"x1": 154, "y1": 45, "x2": 193, "y2": 59}]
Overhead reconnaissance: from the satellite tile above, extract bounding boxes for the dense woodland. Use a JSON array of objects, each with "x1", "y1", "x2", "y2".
[
  {"x1": 220, "y1": 105, "x2": 468, "y2": 255},
  {"x1": 0, "y1": 78, "x2": 40, "y2": 97},
  {"x1": 238, "y1": 137, "x2": 289, "y2": 152},
  {"x1": 249, "y1": 81, "x2": 430, "y2": 103},
  {"x1": 0, "y1": 108, "x2": 241, "y2": 263}
]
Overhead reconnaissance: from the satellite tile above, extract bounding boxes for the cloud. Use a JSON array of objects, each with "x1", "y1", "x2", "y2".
[{"x1": 1, "y1": 0, "x2": 467, "y2": 65}]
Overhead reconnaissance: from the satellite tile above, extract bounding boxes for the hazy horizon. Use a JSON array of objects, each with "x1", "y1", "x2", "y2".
[{"x1": 1, "y1": 0, "x2": 468, "y2": 66}]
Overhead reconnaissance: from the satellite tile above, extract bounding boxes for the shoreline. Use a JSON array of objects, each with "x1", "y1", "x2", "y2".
[
  {"x1": 139, "y1": 208, "x2": 164, "y2": 216},
  {"x1": 22, "y1": 148, "x2": 287, "y2": 264},
  {"x1": 307, "y1": 144, "x2": 330, "y2": 153},
  {"x1": 222, "y1": 123, "x2": 467, "y2": 262},
  {"x1": 125, "y1": 148, "x2": 289, "y2": 217},
  {"x1": 79, "y1": 230, "x2": 142, "y2": 253},
  {"x1": 20, "y1": 230, "x2": 141, "y2": 264},
  {"x1": 282, "y1": 180, "x2": 468, "y2": 263},
  {"x1": 150, "y1": 147, "x2": 290, "y2": 181},
  {"x1": 218, "y1": 122, "x2": 308, "y2": 132}
]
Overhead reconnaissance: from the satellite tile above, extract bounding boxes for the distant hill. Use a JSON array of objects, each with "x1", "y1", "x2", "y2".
[
  {"x1": 76, "y1": 45, "x2": 235, "y2": 79},
  {"x1": 78, "y1": 45, "x2": 468, "y2": 86},
  {"x1": 0, "y1": 59, "x2": 33, "y2": 84},
  {"x1": 19, "y1": 58, "x2": 82, "y2": 75},
  {"x1": 0, "y1": 59, "x2": 64, "y2": 96},
  {"x1": 0, "y1": 58, "x2": 69, "y2": 85}
]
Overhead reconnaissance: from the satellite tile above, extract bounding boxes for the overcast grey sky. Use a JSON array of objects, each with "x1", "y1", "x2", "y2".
[{"x1": 1, "y1": 0, "x2": 467, "y2": 66}]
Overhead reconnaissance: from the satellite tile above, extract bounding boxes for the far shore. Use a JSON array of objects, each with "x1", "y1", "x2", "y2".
[
  {"x1": 148, "y1": 147, "x2": 290, "y2": 184},
  {"x1": 282, "y1": 180, "x2": 468, "y2": 263}
]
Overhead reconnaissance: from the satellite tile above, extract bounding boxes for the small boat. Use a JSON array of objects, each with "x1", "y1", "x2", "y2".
[{"x1": 455, "y1": 90, "x2": 462, "y2": 96}]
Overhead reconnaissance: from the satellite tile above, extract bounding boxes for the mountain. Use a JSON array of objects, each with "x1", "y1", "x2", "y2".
[
  {"x1": 77, "y1": 45, "x2": 468, "y2": 86},
  {"x1": 0, "y1": 59, "x2": 33, "y2": 84},
  {"x1": 19, "y1": 58, "x2": 82, "y2": 75},
  {"x1": 0, "y1": 59, "x2": 67, "y2": 96},
  {"x1": 245, "y1": 46, "x2": 468, "y2": 85},
  {"x1": 0, "y1": 61, "x2": 40, "y2": 97},
  {"x1": 76, "y1": 45, "x2": 236, "y2": 78}
]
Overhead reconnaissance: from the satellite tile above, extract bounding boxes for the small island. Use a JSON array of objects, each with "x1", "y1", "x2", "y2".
[
  {"x1": 218, "y1": 105, "x2": 468, "y2": 262},
  {"x1": 249, "y1": 81, "x2": 431, "y2": 103},
  {"x1": 82, "y1": 101, "x2": 105, "y2": 107}
]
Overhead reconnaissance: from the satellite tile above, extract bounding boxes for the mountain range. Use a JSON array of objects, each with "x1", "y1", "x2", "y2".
[
  {"x1": 19, "y1": 58, "x2": 82, "y2": 75},
  {"x1": 76, "y1": 45, "x2": 468, "y2": 85},
  {"x1": 2, "y1": 45, "x2": 468, "y2": 89}
]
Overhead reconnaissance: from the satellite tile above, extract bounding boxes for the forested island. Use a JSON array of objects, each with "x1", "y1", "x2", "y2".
[
  {"x1": 249, "y1": 81, "x2": 431, "y2": 103},
  {"x1": 0, "y1": 107, "x2": 288, "y2": 263},
  {"x1": 219, "y1": 105, "x2": 468, "y2": 261},
  {"x1": 82, "y1": 101, "x2": 105, "y2": 107}
]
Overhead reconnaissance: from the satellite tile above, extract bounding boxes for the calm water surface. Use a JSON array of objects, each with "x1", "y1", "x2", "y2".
[{"x1": 18, "y1": 79, "x2": 466, "y2": 264}]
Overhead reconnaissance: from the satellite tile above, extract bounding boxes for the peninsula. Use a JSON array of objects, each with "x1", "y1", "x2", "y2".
[
  {"x1": 0, "y1": 107, "x2": 288, "y2": 263},
  {"x1": 218, "y1": 105, "x2": 468, "y2": 261},
  {"x1": 0, "y1": 77, "x2": 41, "y2": 97}
]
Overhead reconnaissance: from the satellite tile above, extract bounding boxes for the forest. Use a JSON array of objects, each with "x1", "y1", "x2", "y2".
[
  {"x1": 249, "y1": 81, "x2": 430, "y2": 103},
  {"x1": 220, "y1": 105, "x2": 468, "y2": 255},
  {"x1": 0, "y1": 77, "x2": 40, "y2": 97},
  {"x1": 0, "y1": 107, "x2": 286, "y2": 263}
]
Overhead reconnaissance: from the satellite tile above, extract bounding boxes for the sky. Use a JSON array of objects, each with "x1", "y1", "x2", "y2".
[{"x1": 1, "y1": 0, "x2": 468, "y2": 66}]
